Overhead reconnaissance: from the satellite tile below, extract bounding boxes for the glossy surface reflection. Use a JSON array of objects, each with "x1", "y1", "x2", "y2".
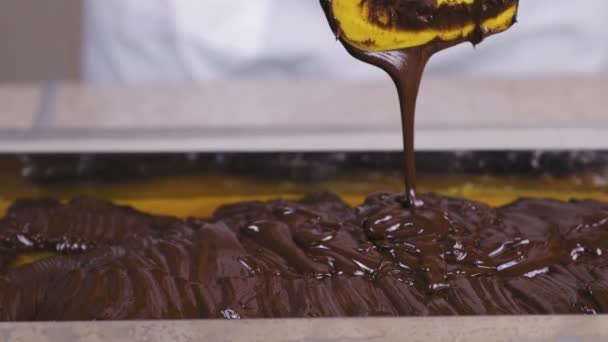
[{"x1": 1, "y1": 191, "x2": 607, "y2": 320}]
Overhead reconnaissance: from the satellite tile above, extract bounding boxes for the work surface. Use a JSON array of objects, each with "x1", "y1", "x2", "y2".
[
  {"x1": 0, "y1": 78, "x2": 607, "y2": 152},
  {"x1": 0, "y1": 316, "x2": 607, "y2": 342}
]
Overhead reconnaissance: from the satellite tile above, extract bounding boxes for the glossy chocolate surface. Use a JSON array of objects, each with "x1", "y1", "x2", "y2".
[{"x1": 1, "y1": 193, "x2": 607, "y2": 320}]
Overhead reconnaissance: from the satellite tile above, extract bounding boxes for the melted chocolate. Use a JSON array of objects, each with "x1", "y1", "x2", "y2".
[
  {"x1": 320, "y1": 0, "x2": 518, "y2": 206},
  {"x1": 363, "y1": 0, "x2": 516, "y2": 38},
  {"x1": 1, "y1": 193, "x2": 608, "y2": 320}
]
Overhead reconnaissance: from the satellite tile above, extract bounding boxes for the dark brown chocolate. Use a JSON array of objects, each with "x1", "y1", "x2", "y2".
[
  {"x1": 361, "y1": 0, "x2": 517, "y2": 43},
  {"x1": 1, "y1": 193, "x2": 607, "y2": 320},
  {"x1": 320, "y1": 0, "x2": 518, "y2": 206}
]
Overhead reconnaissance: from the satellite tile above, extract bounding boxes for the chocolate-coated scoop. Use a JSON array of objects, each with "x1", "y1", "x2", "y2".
[
  {"x1": 323, "y1": 0, "x2": 518, "y2": 51},
  {"x1": 320, "y1": 0, "x2": 519, "y2": 207}
]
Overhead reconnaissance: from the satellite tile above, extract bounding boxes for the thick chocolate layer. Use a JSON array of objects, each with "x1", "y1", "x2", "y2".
[{"x1": 1, "y1": 193, "x2": 607, "y2": 320}]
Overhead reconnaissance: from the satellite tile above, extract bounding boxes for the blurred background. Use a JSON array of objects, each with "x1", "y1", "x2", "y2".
[
  {"x1": 0, "y1": 0, "x2": 607, "y2": 153},
  {"x1": 1, "y1": 0, "x2": 607, "y2": 83},
  {"x1": 0, "y1": 0, "x2": 607, "y2": 209}
]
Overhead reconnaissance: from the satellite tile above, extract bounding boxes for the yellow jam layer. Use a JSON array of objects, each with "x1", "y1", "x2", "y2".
[
  {"x1": 331, "y1": 0, "x2": 517, "y2": 51},
  {"x1": 2, "y1": 156, "x2": 608, "y2": 268},
  {"x1": 6, "y1": 175, "x2": 608, "y2": 269},
  {"x1": 9, "y1": 252, "x2": 58, "y2": 268}
]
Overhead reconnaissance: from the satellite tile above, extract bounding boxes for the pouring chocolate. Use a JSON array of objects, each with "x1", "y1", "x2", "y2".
[{"x1": 320, "y1": 0, "x2": 518, "y2": 207}]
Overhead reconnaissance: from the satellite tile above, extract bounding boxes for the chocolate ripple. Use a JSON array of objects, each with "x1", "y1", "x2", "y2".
[{"x1": 1, "y1": 192, "x2": 608, "y2": 320}]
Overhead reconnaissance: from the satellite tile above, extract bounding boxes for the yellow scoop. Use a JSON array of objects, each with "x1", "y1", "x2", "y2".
[{"x1": 326, "y1": 0, "x2": 518, "y2": 52}]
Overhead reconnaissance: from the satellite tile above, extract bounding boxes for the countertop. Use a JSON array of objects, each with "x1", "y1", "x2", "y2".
[
  {"x1": 1, "y1": 78, "x2": 607, "y2": 152},
  {"x1": 1, "y1": 316, "x2": 608, "y2": 342}
]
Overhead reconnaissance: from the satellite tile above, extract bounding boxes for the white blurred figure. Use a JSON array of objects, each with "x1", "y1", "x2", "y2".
[{"x1": 83, "y1": 0, "x2": 608, "y2": 83}]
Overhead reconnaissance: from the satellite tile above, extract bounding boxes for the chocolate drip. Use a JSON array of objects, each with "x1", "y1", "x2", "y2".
[
  {"x1": 340, "y1": 47, "x2": 436, "y2": 207},
  {"x1": 338, "y1": 42, "x2": 460, "y2": 207},
  {"x1": 320, "y1": 0, "x2": 517, "y2": 207}
]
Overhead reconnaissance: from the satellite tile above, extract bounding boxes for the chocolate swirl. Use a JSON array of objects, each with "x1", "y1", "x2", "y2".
[{"x1": 1, "y1": 193, "x2": 607, "y2": 320}]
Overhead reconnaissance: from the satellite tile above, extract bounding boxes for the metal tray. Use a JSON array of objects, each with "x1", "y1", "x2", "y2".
[{"x1": 1, "y1": 152, "x2": 608, "y2": 341}]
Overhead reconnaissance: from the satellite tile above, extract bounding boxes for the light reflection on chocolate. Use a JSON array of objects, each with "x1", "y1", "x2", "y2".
[{"x1": 1, "y1": 193, "x2": 608, "y2": 320}]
